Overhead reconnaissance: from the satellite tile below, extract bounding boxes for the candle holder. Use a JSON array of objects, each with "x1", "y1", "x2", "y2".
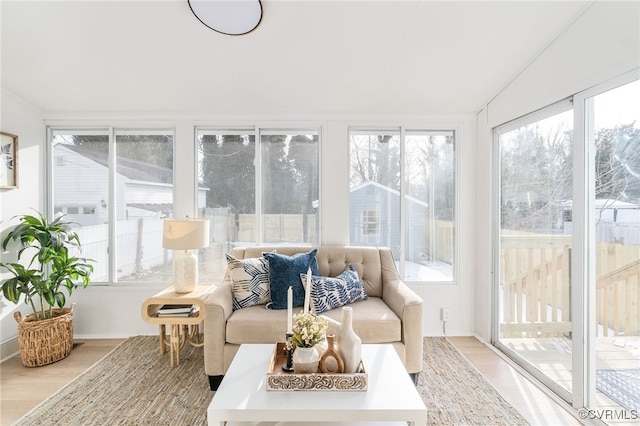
[{"x1": 282, "y1": 332, "x2": 294, "y2": 372}]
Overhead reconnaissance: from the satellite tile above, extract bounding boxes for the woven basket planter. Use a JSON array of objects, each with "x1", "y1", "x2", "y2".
[{"x1": 13, "y1": 303, "x2": 75, "y2": 367}]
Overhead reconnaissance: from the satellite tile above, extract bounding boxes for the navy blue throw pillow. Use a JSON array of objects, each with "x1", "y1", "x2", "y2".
[{"x1": 265, "y1": 249, "x2": 318, "y2": 310}]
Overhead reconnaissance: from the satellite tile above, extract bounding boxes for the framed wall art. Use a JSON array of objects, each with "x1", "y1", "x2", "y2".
[{"x1": 1, "y1": 132, "x2": 18, "y2": 189}]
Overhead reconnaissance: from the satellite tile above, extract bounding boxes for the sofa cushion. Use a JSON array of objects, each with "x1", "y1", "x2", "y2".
[
  {"x1": 264, "y1": 249, "x2": 318, "y2": 310},
  {"x1": 226, "y1": 254, "x2": 270, "y2": 310},
  {"x1": 303, "y1": 264, "x2": 368, "y2": 314},
  {"x1": 321, "y1": 298, "x2": 401, "y2": 343},
  {"x1": 225, "y1": 297, "x2": 400, "y2": 344}
]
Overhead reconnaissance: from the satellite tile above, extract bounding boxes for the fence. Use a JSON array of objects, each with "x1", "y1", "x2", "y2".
[
  {"x1": 595, "y1": 244, "x2": 640, "y2": 336},
  {"x1": 75, "y1": 218, "x2": 166, "y2": 282},
  {"x1": 74, "y1": 213, "x2": 318, "y2": 282},
  {"x1": 429, "y1": 220, "x2": 454, "y2": 264},
  {"x1": 500, "y1": 233, "x2": 639, "y2": 338},
  {"x1": 219, "y1": 212, "x2": 318, "y2": 244}
]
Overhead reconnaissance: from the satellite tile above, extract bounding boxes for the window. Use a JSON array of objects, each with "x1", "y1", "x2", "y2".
[
  {"x1": 49, "y1": 128, "x2": 174, "y2": 284},
  {"x1": 349, "y1": 128, "x2": 456, "y2": 283},
  {"x1": 196, "y1": 127, "x2": 320, "y2": 278},
  {"x1": 361, "y1": 210, "x2": 380, "y2": 236},
  {"x1": 260, "y1": 129, "x2": 319, "y2": 245}
]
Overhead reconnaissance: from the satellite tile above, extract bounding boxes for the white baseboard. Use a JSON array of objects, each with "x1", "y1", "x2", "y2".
[{"x1": 1, "y1": 336, "x2": 19, "y2": 363}]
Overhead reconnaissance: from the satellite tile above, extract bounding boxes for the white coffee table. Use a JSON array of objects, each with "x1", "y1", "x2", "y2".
[{"x1": 207, "y1": 343, "x2": 427, "y2": 426}]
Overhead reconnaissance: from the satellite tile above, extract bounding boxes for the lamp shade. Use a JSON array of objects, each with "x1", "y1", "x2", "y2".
[{"x1": 163, "y1": 219, "x2": 210, "y2": 250}]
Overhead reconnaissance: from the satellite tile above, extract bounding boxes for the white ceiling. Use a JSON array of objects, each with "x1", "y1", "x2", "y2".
[{"x1": 1, "y1": 0, "x2": 592, "y2": 117}]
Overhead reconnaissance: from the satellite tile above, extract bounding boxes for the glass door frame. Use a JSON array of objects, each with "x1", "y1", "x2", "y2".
[
  {"x1": 490, "y1": 99, "x2": 574, "y2": 405},
  {"x1": 491, "y1": 69, "x2": 640, "y2": 412},
  {"x1": 572, "y1": 69, "x2": 639, "y2": 411}
]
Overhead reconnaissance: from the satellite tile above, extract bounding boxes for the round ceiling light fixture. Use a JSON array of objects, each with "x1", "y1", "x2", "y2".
[{"x1": 188, "y1": 0, "x2": 263, "y2": 36}]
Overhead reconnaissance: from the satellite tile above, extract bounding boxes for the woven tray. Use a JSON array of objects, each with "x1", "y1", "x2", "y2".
[{"x1": 266, "y1": 342, "x2": 367, "y2": 391}]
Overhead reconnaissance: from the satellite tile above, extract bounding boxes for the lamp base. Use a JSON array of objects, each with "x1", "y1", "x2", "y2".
[{"x1": 173, "y1": 250, "x2": 198, "y2": 293}]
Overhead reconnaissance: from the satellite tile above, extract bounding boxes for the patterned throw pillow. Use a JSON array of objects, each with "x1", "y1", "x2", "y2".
[
  {"x1": 226, "y1": 254, "x2": 270, "y2": 310},
  {"x1": 264, "y1": 249, "x2": 318, "y2": 310},
  {"x1": 302, "y1": 264, "x2": 368, "y2": 314}
]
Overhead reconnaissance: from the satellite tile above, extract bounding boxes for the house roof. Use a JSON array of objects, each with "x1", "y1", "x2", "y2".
[
  {"x1": 350, "y1": 180, "x2": 429, "y2": 208},
  {"x1": 561, "y1": 199, "x2": 640, "y2": 209},
  {"x1": 57, "y1": 144, "x2": 173, "y2": 185}
]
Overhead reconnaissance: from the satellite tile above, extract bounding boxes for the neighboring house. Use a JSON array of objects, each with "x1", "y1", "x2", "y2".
[
  {"x1": 53, "y1": 143, "x2": 208, "y2": 225},
  {"x1": 563, "y1": 198, "x2": 640, "y2": 245},
  {"x1": 53, "y1": 144, "x2": 209, "y2": 280},
  {"x1": 349, "y1": 181, "x2": 431, "y2": 262}
]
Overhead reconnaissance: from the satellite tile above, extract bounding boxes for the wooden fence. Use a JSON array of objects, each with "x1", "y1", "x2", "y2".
[
  {"x1": 224, "y1": 213, "x2": 318, "y2": 244},
  {"x1": 428, "y1": 220, "x2": 454, "y2": 264},
  {"x1": 500, "y1": 234, "x2": 639, "y2": 338},
  {"x1": 595, "y1": 244, "x2": 640, "y2": 337}
]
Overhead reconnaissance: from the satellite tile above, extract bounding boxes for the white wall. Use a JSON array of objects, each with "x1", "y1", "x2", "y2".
[
  {"x1": 473, "y1": 1, "x2": 639, "y2": 342},
  {"x1": 0, "y1": 89, "x2": 45, "y2": 358},
  {"x1": 486, "y1": 1, "x2": 639, "y2": 128}
]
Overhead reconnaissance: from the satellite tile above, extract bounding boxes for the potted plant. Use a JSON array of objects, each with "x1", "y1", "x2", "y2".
[
  {"x1": 290, "y1": 311, "x2": 328, "y2": 373},
  {"x1": 0, "y1": 210, "x2": 93, "y2": 367}
]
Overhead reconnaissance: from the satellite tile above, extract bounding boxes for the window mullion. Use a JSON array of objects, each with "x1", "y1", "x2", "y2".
[
  {"x1": 399, "y1": 127, "x2": 406, "y2": 279},
  {"x1": 255, "y1": 127, "x2": 262, "y2": 245},
  {"x1": 45, "y1": 127, "x2": 54, "y2": 219},
  {"x1": 108, "y1": 127, "x2": 117, "y2": 283}
]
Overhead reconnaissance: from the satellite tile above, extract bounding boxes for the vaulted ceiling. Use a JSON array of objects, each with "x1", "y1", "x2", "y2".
[{"x1": 1, "y1": 1, "x2": 593, "y2": 116}]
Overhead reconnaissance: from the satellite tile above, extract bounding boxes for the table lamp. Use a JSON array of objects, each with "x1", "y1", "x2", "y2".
[{"x1": 163, "y1": 218, "x2": 210, "y2": 293}]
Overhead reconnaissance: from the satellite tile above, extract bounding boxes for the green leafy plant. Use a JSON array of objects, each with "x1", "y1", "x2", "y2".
[{"x1": 1, "y1": 211, "x2": 94, "y2": 321}]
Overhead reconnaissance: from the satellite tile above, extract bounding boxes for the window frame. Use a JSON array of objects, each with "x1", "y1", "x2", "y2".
[
  {"x1": 46, "y1": 124, "x2": 176, "y2": 285},
  {"x1": 361, "y1": 210, "x2": 381, "y2": 237},
  {"x1": 348, "y1": 125, "x2": 459, "y2": 285},
  {"x1": 195, "y1": 125, "x2": 322, "y2": 246}
]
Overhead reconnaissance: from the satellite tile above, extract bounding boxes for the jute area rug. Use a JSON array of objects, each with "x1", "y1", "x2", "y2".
[{"x1": 15, "y1": 336, "x2": 528, "y2": 426}]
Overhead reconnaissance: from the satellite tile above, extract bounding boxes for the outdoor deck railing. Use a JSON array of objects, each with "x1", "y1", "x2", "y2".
[{"x1": 500, "y1": 234, "x2": 639, "y2": 338}]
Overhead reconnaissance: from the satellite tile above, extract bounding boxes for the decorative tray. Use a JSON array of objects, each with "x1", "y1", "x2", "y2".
[{"x1": 266, "y1": 342, "x2": 367, "y2": 391}]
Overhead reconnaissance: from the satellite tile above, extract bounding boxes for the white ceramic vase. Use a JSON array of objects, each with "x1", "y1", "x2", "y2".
[
  {"x1": 293, "y1": 346, "x2": 319, "y2": 374},
  {"x1": 323, "y1": 306, "x2": 362, "y2": 373}
]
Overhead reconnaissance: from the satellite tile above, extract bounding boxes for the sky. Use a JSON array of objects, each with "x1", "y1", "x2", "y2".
[{"x1": 594, "y1": 79, "x2": 640, "y2": 130}]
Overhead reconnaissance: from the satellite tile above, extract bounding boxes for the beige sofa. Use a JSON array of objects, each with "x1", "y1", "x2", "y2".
[{"x1": 204, "y1": 245, "x2": 423, "y2": 390}]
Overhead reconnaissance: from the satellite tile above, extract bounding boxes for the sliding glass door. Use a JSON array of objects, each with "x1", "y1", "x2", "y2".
[
  {"x1": 495, "y1": 74, "x2": 639, "y2": 422},
  {"x1": 495, "y1": 104, "x2": 575, "y2": 398},
  {"x1": 583, "y1": 78, "x2": 640, "y2": 418}
]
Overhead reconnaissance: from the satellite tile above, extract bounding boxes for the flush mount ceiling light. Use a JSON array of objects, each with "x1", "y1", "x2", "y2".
[{"x1": 188, "y1": 0, "x2": 263, "y2": 36}]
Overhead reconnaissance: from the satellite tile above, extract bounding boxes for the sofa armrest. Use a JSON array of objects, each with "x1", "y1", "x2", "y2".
[
  {"x1": 382, "y1": 278, "x2": 424, "y2": 374},
  {"x1": 203, "y1": 279, "x2": 234, "y2": 376}
]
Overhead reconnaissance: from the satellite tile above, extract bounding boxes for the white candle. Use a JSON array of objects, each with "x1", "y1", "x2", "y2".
[
  {"x1": 304, "y1": 267, "x2": 312, "y2": 314},
  {"x1": 287, "y1": 286, "x2": 293, "y2": 333}
]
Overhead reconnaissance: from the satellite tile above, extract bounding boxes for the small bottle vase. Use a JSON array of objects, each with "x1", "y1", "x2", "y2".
[
  {"x1": 319, "y1": 333, "x2": 344, "y2": 373},
  {"x1": 336, "y1": 306, "x2": 362, "y2": 373}
]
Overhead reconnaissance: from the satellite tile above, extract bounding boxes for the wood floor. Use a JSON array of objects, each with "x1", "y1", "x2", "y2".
[
  {"x1": 0, "y1": 339, "x2": 125, "y2": 426},
  {"x1": 0, "y1": 336, "x2": 579, "y2": 426},
  {"x1": 448, "y1": 336, "x2": 579, "y2": 426}
]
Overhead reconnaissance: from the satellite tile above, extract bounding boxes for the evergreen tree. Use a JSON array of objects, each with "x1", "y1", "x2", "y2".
[{"x1": 199, "y1": 134, "x2": 255, "y2": 212}]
